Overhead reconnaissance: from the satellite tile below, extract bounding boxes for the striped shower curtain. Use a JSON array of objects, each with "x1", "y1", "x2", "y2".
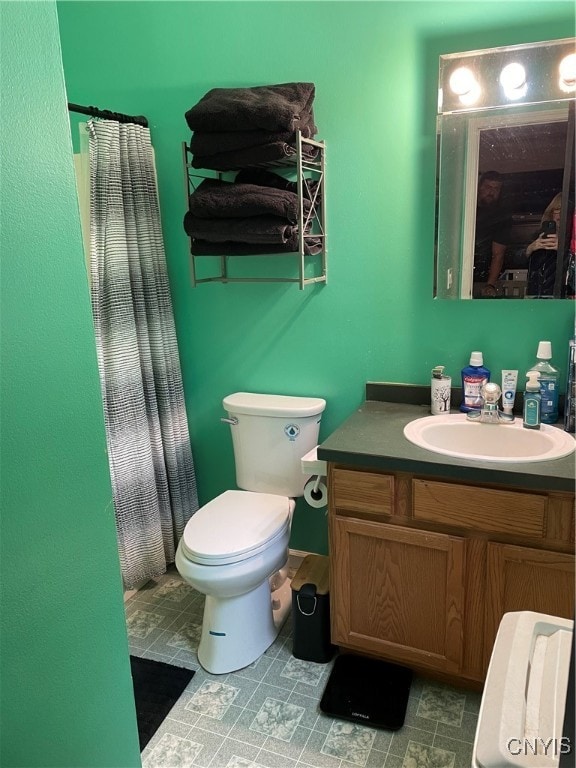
[{"x1": 88, "y1": 118, "x2": 198, "y2": 589}]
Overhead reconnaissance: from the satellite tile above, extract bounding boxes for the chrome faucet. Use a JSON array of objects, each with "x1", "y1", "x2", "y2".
[{"x1": 466, "y1": 382, "x2": 515, "y2": 423}]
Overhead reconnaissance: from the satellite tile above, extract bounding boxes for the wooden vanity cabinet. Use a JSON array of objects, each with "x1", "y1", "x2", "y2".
[{"x1": 327, "y1": 464, "x2": 575, "y2": 687}]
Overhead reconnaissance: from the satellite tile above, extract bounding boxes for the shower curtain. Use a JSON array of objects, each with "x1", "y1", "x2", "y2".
[{"x1": 88, "y1": 118, "x2": 198, "y2": 589}]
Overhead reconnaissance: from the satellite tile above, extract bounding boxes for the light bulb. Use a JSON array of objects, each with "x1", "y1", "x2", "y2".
[
  {"x1": 559, "y1": 52, "x2": 576, "y2": 92},
  {"x1": 449, "y1": 66, "x2": 476, "y2": 96},
  {"x1": 500, "y1": 62, "x2": 526, "y2": 91},
  {"x1": 499, "y1": 62, "x2": 527, "y2": 101}
]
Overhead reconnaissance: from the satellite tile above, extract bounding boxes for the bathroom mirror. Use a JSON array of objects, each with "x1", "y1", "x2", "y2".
[{"x1": 434, "y1": 38, "x2": 575, "y2": 300}]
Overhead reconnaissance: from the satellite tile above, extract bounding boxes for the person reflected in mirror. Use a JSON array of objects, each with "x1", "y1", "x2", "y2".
[
  {"x1": 523, "y1": 193, "x2": 561, "y2": 299},
  {"x1": 473, "y1": 171, "x2": 513, "y2": 298}
]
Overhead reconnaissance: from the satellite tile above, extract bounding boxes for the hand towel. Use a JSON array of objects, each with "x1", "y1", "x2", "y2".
[
  {"x1": 189, "y1": 114, "x2": 316, "y2": 157},
  {"x1": 184, "y1": 212, "x2": 297, "y2": 244},
  {"x1": 191, "y1": 140, "x2": 319, "y2": 172},
  {"x1": 188, "y1": 179, "x2": 310, "y2": 223},
  {"x1": 185, "y1": 82, "x2": 315, "y2": 133},
  {"x1": 190, "y1": 235, "x2": 323, "y2": 256}
]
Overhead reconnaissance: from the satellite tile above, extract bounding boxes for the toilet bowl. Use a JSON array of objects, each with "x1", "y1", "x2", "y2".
[
  {"x1": 175, "y1": 391, "x2": 326, "y2": 675},
  {"x1": 175, "y1": 491, "x2": 295, "y2": 673}
]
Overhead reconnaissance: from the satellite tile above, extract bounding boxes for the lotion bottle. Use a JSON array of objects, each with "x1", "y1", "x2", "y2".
[
  {"x1": 523, "y1": 371, "x2": 541, "y2": 429},
  {"x1": 529, "y1": 341, "x2": 559, "y2": 424},
  {"x1": 460, "y1": 351, "x2": 490, "y2": 412}
]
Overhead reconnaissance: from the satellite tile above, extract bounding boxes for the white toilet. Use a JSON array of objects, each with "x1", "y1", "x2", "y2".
[{"x1": 175, "y1": 391, "x2": 326, "y2": 674}]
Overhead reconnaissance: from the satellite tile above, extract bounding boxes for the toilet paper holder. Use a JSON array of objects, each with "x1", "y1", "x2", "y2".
[
  {"x1": 301, "y1": 446, "x2": 327, "y2": 477},
  {"x1": 301, "y1": 446, "x2": 328, "y2": 508}
]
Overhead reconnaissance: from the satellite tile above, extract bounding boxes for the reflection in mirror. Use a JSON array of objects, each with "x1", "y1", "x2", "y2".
[{"x1": 435, "y1": 38, "x2": 575, "y2": 300}]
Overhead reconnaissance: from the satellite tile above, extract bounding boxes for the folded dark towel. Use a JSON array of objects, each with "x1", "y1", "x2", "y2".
[
  {"x1": 189, "y1": 113, "x2": 316, "y2": 157},
  {"x1": 185, "y1": 82, "x2": 315, "y2": 133},
  {"x1": 190, "y1": 234, "x2": 323, "y2": 256},
  {"x1": 234, "y1": 168, "x2": 320, "y2": 203},
  {"x1": 191, "y1": 140, "x2": 319, "y2": 172},
  {"x1": 188, "y1": 179, "x2": 310, "y2": 223},
  {"x1": 184, "y1": 212, "x2": 298, "y2": 244}
]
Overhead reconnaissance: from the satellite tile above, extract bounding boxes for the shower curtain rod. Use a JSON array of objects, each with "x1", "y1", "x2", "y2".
[{"x1": 68, "y1": 102, "x2": 148, "y2": 128}]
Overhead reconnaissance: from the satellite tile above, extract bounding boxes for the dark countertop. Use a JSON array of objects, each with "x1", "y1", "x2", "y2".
[{"x1": 318, "y1": 399, "x2": 575, "y2": 493}]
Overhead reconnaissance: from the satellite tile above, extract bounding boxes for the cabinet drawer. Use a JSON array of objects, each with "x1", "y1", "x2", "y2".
[
  {"x1": 332, "y1": 468, "x2": 393, "y2": 516},
  {"x1": 413, "y1": 479, "x2": 546, "y2": 538}
]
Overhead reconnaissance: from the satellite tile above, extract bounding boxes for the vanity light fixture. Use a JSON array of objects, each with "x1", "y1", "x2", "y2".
[
  {"x1": 499, "y1": 62, "x2": 527, "y2": 100},
  {"x1": 439, "y1": 38, "x2": 575, "y2": 114},
  {"x1": 559, "y1": 52, "x2": 576, "y2": 92}
]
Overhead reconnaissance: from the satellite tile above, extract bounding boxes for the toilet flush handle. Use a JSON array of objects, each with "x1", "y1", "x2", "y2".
[{"x1": 220, "y1": 417, "x2": 238, "y2": 425}]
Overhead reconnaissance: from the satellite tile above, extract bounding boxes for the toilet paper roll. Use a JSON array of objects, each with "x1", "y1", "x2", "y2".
[{"x1": 304, "y1": 478, "x2": 328, "y2": 508}]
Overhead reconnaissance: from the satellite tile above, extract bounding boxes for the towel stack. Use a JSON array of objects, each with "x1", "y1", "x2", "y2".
[
  {"x1": 184, "y1": 171, "x2": 322, "y2": 256},
  {"x1": 184, "y1": 83, "x2": 322, "y2": 256},
  {"x1": 185, "y1": 82, "x2": 318, "y2": 171}
]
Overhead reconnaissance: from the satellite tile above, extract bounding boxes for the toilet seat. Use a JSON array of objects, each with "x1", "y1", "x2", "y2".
[{"x1": 180, "y1": 490, "x2": 291, "y2": 566}]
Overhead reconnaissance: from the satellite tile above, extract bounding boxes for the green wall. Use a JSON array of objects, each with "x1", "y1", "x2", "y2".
[
  {"x1": 0, "y1": 3, "x2": 140, "y2": 766},
  {"x1": 57, "y1": 1, "x2": 574, "y2": 556}
]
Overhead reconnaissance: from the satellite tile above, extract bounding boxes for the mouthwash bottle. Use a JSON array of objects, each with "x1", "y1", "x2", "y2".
[
  {"x1": 530, "y1": 341, "x2": 559, "y2": 424},
  {"x1": 460, "y1": 351, "x2": 490, "y2": 412}
]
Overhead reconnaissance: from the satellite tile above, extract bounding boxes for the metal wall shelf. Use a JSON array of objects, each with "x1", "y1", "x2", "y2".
[{"x1": 182, "y1": 132, "x2": 326, "y2": 289}]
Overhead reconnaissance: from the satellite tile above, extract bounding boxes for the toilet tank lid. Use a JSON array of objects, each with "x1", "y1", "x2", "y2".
[{"x1": 223, "y1": 392, "x2": 326, "y2": 417}]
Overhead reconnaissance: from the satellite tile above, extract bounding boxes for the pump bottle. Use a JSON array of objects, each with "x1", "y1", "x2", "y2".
[
  {"x1": 529, "y1": 341, "x2": 559, "y2": 424},
  {"x1": 523, "y1": 371, "x2": 541, "y2": 429}
]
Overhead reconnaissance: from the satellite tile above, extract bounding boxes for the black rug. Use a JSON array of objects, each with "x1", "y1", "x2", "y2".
[
  {"x1": 129, "y1": 655, "x2": 195, "y2": 750},
  {"x1": 320, "y1": 654, "x2": 412, "y2": 730}
]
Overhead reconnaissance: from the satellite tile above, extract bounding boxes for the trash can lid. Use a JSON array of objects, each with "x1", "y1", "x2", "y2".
[{"x1": 291, "y1": 554, "x2": 330, "y2": 595}]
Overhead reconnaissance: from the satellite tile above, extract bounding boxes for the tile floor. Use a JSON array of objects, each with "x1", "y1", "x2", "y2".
[{"x1": 125, "y1": 566, "x2": 481, "y2": 768}]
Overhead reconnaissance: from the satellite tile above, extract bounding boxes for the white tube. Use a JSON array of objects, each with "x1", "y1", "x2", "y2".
[{"x1": 501, "y1": 369, "x2": 518, "y2": 414}]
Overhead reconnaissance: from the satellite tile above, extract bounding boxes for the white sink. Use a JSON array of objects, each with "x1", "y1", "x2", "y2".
[{"x1": 403, "y1": 413, "x2": 575, "y2": 463}]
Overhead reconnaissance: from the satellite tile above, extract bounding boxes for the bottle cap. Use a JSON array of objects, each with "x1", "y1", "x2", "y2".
[
  {"x1": 470, "y1": 351, "x2": 483, "y2": 367},
  {"x1": 537, "y1": 341, "x2": 552, "y2": 359},
  {"x1": 526, "y1": 371, "x2": 541, "y2": 391}
]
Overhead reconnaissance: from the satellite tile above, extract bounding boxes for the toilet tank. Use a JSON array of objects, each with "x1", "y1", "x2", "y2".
[{"x1": 223, "y1": 392, "x2": 326, "y2": 497}]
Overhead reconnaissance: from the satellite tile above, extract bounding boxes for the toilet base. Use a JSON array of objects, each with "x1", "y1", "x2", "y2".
[{"x1": 198, "y1": 577, "x2": 292, "y2": 674}]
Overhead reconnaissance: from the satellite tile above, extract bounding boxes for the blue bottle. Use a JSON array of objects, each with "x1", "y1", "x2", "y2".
[
  {"x1": 529, "y1": 341, "x2": 559, "y2": 424},
  {"x1": 460, "y1": 351, "x2": 491, "y2": 412}
]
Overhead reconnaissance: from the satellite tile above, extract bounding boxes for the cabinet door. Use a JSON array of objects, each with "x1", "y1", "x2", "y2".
[
  {"x1": 330, "y1": 517, "x2": 465, "y2": 674},
  {"x1": 485, "y1": 542, "x2": 575, "y2": 667}
]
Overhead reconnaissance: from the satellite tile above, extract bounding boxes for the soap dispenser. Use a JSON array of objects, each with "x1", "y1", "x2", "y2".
[{"x1": 523, "y1": 371, "x2": 541, "y2": 430}]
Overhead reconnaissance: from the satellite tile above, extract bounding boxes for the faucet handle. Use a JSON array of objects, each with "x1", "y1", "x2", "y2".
[{"x1": 482, "y1": 382, "x2": 501, "y2": 405}]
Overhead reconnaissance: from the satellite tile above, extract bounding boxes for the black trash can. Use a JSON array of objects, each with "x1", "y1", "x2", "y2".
[{"x1": 291, "y1": 554, "x2": 335, "y2": 663}]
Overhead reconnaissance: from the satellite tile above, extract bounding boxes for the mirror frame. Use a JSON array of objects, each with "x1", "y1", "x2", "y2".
[{"x1": 434, "y1": 38, "x2": 576, "y2": 300}]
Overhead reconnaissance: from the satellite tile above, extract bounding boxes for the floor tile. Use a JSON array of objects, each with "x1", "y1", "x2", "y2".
[
  {"x1": 321, "y1": 720, "x2": 377, "y2": 767},
  {"x1": 433, "y1": 733, "x2": 475, "y2": 768},
  {"x1": 187, "y1": 680, "x2": 240, "y2": 719},
  {"x1": 403, "y1": 740, "x2": 456, "y2": 768},
  {"x1": 141, "y1": 732, "x2": 203, "y2": 768},
  {"x1": 249, "y1": 697, "x2": 305, "y2": 741},
  {"x1": 280, "y1": 656, "x2": 325, "y2": 687},
  {"x1": 417, "y1": 684, "x2": 466, "y2": 728}
]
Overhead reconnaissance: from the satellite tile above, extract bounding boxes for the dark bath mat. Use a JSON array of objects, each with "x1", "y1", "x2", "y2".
[
  {"x1": 320, "y1": 653, "x2": 412, "y2": 730},
  {"x1": 129, "y1": 655, "x2": 195, "y2": 750}
]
